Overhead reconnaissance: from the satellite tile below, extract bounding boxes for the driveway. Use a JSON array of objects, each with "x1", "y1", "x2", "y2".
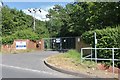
[{"x1": 1, "y1": 51, "x2": 80, "y2": 78}]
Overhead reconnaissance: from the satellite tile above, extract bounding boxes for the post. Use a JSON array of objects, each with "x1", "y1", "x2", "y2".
[
  {"x1": 28, "y1": 8, "x2": 41, "y2": 31},
  {"x1": 81, "y1": 48, "x2": 83, "y2": 63},
  {"x1": 60, "y1": 38, "x2": 62, "y2": 52},
  {"x1": 94, "y1": 32, "x2": 97, "y2": 63},
  {"x1": 33, "y1": 12, "x2": 36, "y2": 31},
  {"x1": 91, "y1": 48, "x2": 92, "y2": 61},
  {"x1": 112, "y1": 48, "x2": 115, "y2": 78}
]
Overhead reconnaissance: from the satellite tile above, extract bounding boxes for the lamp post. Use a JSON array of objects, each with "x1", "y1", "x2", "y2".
[
  {"x1": 46, "y1": 14, "x2": 52, "y2": 37},
  {"x1": 28, "y1": 8, "x2": 41, "y2": 31}
]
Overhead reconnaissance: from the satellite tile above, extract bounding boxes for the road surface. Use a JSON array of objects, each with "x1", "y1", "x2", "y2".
[{"x1": 1, "y1": 51, "x2": 80, "y2": 78}]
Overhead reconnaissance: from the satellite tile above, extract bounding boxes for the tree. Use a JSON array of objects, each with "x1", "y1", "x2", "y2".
[
  {"x1": 46, "y1": 2, "x2": 120, "y2": 37},
  {"x1": 2, "y1": 6, "x2": 50, "y2": 44}
]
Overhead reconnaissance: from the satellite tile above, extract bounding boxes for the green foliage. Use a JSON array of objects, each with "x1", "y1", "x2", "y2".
[
  {"x1": 35, "y1": 21, "x2": 50, "y2": 38},
  {"x1": 64, "y1": 50, "x2": 97, "y2": 68},
  {"x1": 81, "y1": 26, "x2": 120, "y2": 67},
  {"x1": 2, "y1": 36, "x2": 14, "y2": 44},
  {"x1": 2, "y1": 6, "x2": 50, "y2": 44},
  {"x1": 118, "y1": 27, "x2": 120, "y2": 47},
  {"x1": 82, "y1": 27, "x2": 119, "y2": 46},
  {"x1": 2, "y1": 29, "x2": 39, "y2": 44},
  {"x1": 46, "y1": 2, "x2": 120, "y2": 37}
]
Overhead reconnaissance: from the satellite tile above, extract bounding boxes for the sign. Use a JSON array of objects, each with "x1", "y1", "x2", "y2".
[
  {"x1": 95, "y1": 39, "x2": 97, "y2": 44},
  {"x1": 56, "y1": 38, "x2": 61, "y2": 43},
  {"x1": 16, "y1": 41, "x2": 26, "y2": 49}
]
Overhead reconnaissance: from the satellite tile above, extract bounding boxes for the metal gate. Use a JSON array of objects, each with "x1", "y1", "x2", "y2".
[{"x1": 43, "y1": 37, "x2": 75, "y2": 51}]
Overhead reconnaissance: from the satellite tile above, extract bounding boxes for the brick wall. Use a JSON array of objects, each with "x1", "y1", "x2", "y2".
[{"x1": 1, "y1": 39, "x2": 44, "y2": 53}]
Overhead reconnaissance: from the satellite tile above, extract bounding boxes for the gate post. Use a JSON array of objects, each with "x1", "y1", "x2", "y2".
[{"x1": 60, "y1": 38, "x2": 62, "y2": 52}]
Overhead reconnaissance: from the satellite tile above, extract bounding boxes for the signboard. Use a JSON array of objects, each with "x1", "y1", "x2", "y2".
[
  {"x1": 16, "y1": 41, "x2": 26, "y2": 49},
  {"x1": 95, "y1": 39, "x2": 97, "y2": 44},
  {"x1": 56, "y1": 38, "x2": 61, "y2": 43}
]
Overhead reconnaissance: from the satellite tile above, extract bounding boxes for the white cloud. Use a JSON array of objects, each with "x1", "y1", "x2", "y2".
[
  {"x1": 45, "y1": 5, "x2": 54, "y2": 10},
  {"x1": 0, "y1": 2, "x2": 3, "y2": 7},
  {"x1": 22, "y1": 8, "x2": 49, "y2": 21}
]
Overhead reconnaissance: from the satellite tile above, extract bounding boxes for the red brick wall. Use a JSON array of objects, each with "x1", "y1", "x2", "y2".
[
  {"x1": 36, "y1": 39, "x2": 44, "y2": 50},
  {"x1": 27, "y1": 40, "x2": 36, "y2": 50},
  {"x1": 1, "y1": 39, "x2": 44, "y2": 53},
  {"x1": 1, "y1": 45, "x2": 12, "y2": 53}
]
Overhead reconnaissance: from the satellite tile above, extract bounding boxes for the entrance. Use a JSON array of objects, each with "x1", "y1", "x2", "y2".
[{"x1": 43, "y1": 37, "x2": 75, "y2": 51}]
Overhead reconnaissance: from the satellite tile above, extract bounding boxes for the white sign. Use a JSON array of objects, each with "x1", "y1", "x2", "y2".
[
  {"x1": 16, "y1": 41, "x2": 26, "y2": 49},
  {"x1": 56, "y1": 38, "x2": 61, "y2": 43},
  {"x1": 95, "y1": 39, "x2": 97, "y2": 44}
]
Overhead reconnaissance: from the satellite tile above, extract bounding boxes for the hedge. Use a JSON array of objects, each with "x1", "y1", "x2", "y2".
[{"x1": 81, "y1": 26, "x2": 120, "y2": 67}]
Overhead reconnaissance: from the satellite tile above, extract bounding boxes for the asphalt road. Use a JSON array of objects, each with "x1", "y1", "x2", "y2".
[{"x1": 1, "y1": 51, "x2": 80, "y2": 78}]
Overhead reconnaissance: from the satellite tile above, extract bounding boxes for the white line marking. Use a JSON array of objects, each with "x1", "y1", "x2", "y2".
[{"x1": 0, "y1": 64, "x2": 56, "y2": 75}]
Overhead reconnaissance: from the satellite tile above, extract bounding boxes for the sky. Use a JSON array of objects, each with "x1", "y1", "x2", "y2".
[
  {"x1": 3, "y1": 2, "x2": 71, "y2": 10},
  {"x1": 2, "y1": 2, "x2": 73, "y2": 21}
]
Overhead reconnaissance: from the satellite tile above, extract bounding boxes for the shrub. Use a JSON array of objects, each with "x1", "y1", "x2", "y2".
[
  {"x1": 81, "y1": 26, "x2": 120, "y2": 67},
  {"x1": 2, "y1": 28, "x2": 40, "y2": 44},
  {"x1": 2, "y1": 36, "x2": 14, "y2": 44}
]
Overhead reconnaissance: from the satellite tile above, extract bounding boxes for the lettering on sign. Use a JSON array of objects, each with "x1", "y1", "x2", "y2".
[{"x1": 16, "y1": 41, "x2": 26, "y2": 49}]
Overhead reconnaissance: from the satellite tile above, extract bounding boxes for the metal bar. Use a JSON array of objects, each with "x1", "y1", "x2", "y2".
[
  {"x1": 83, "y1": 58, "x2": 119, "y2": 61},
  {"x1": 81, "y1": 47, "x2": 119, "y2": 78},
  {"x1": 91, "y1": 49, "x2": 92, "y2": 61},
  {"x1": 94, "y1": 32, "x2": 97, "y2": 63},
  {"x1": 112, "y1": 48, "x2": 115, "y2": 78},
  {"x1": 60, "y1": 38, "x2": 62, "y2": 51},
  {"x1": 84, "y1": 54, "x2": 92, "y2": 58},
  {"x1": 81, "y1": 48, "x2": 83, "y2": 63},
  {"x1": 33, "y1": 12, "x2": 35, "y2": 31},
  {"x1": 82, "y1": 48, "x2": 120, "y2": 49},
  {"x1": 43, "y1": 37, "x2": 75, "y2": 39}
]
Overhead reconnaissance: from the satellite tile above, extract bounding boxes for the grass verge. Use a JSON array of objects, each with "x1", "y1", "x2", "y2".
[{"x1": 47, "y1": 49, "x2": 118, "y2": 78}]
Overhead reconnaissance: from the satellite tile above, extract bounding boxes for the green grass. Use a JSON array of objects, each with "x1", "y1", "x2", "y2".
[
  {"x1": 64, "y1": 50, "x2": 81, "y2": 60},
  {"x1": 63, "y1": 49, "x2": 97, "y2": 68}
]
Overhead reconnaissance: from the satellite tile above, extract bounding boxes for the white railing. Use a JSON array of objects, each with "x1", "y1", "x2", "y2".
[{"x1": 81, "y1": 47, "x2": 120, "y2": 78}]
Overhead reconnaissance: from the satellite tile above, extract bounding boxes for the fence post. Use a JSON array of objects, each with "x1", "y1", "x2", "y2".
[
  {"x1": 81, "y1": 48, "x2": 83, "y2": 63},
  {"x1": 91, "y1": 48, "x2": 92, "y2": 61},
  {"x1": 112, "y1": 48, "x2": 115, "y2": 78},
  {"x1": 94, "y1": 32, "x2": 97, "y2": 63},
  {"x1": 60, "y1": 38, "x2": 62, "y2": 51}
]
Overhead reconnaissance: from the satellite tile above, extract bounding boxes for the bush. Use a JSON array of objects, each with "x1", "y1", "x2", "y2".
[
  {"x1": 2, "y1": 28, "x2": 40, "y2": 44},
  {"x1": 2, "y1": 36, "x2": 14, "y2": 44},
  {"x1": 81, "y1": 26, "x2": 120, "y2": 67}
]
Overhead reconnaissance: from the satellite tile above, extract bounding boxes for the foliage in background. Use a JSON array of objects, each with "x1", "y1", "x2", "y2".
[
  {"x1": 81, "y1": 26, "x2": 120, "y2": 67},
  {"x1": 46, "y1": 2, "x2": 120, "y2": 37},
  {"x1": 2, "y1": 29, "x2": 39, "y2": 44},
  {"x1": 1, "y1": 6, "x2": 49, "y2": 44},
  {"x1": 2, "y1": 2, "x2": 120, "y2": 42}
]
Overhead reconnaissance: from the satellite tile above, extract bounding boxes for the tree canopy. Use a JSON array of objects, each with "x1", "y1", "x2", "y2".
[
  {"x1": 46, "y1": 2, "x2": 120, "y2": 37},
  {"x1": 1, "y1": 2, "x2": 120, "y2": 44}
]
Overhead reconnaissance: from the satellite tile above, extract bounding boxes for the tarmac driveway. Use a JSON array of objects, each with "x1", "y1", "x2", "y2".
[{"x1": 1, "y1": 51, "x2": 80, "y2": 78}]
